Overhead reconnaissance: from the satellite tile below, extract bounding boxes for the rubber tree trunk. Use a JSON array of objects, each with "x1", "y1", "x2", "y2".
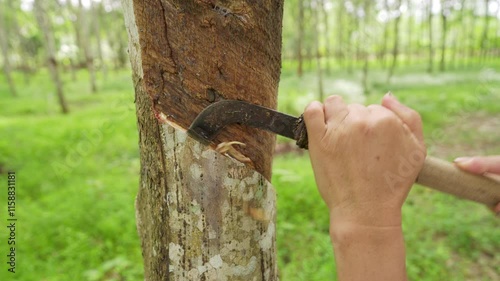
[
  {"x1": 427, "y1": 0, "x2": 434, "y2": 73},
  {"x1": 319, "y1": 0, "x2": 331, "y2": 74},
  {"x1": 122, "y1": 0, "x2": 283, "y2": 280},
  {"x1": 379, "y1": 0, "x2": 390, "y2": 68},
  {"x1": 0, "y1": 9, "x2": 17, "y2": 97},
  {"x1": 77, "y1": 0, "x2": 97, "y2": 93},
  {"x1": 335, "y1": 1, "x2": 344, "y2": 68},
  {"x1": 313, "y1": 0, "x2": 324, "y2": 101},
  {"x1": 439, "y1": 0, "x2": 448, "y2": 72},
  {"x1": 34, "y1": 0, "x2": 69, "y2": 114},
  {"x1": 297, "y1": 0, "x2": 304, "y2": 77},
  {"x1": 387, "y1": 0, "x2": 402, "y2": 84},
  {"x1": 479, "y1": 0, "x2": 492, "y2": 62},
  {"x1": 93, "y1": 1, "x2": 107, "y2": 80},
  {"x1": 361, "y1": 0, "x2": 372, "y2": 95},
  {"x1": 405, "y1": 0, "x2": 413, "y2": 66}
]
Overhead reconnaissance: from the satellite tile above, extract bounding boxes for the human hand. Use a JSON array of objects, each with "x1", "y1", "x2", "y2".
[
  {"x1": 454, "y1": 156, "x2": 500, "y2": 215},
  {"x1": 304, "y1": 94, "x2": 426, "y2": 228}
]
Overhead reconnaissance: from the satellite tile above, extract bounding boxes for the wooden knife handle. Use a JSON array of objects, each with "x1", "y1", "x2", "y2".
[{"x1": 416, "y1": 156, "x2": 500, "y2": 207}]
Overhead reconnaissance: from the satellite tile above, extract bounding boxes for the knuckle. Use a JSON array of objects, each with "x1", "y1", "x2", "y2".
[
  {"x1": 407, "y1": 109, "x2": 422, "y2": 123},
  {"x1": 304, "y1": 103, "x2": 322, "y2": 119},
  {"x1": 349, "y1": 116, "x2": 370, "y2": 131}
]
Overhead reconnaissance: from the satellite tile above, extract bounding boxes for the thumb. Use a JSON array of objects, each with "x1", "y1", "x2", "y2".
[{"x1": 454, "y1": 156, "x2": 500, "y2": 175}]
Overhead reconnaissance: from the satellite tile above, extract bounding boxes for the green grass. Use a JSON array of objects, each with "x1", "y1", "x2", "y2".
[{"x1": 0, "y1": 65, "x2": 499, "y2": 280}]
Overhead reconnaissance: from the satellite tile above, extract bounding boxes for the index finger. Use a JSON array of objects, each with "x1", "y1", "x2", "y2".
[{"x1": 381, "y1": 93, "x2": 424, "y2": 144}]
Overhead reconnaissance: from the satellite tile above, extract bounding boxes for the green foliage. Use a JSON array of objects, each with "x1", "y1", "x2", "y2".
[{"x1": 0, "y1": 69, "x2": 142, "y2": 281}]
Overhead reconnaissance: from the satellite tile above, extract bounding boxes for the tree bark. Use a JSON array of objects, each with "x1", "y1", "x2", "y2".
[
  {"x1": 34, "y1": 0, "x2": 69, "y2": 114},
  {"x1": 93, "y1": 1, "x2": 107, "y2": 80},
  {"x1": 427, "y1": 0, "x2": 434, "y2": 73},
  {"x1": 122, "y1": 0, "x2": 283, "y2": 279},
  {"x1": 439, "y1": 0, "x2": 449, "y2": 72},
  {"x1": 297, "y1": 0, "x2": 304, "y2": 77},
  {"x1": 0, "y1": 8, "x2": 17, "y2": 97},
  {"x1": 405, "y1": 0, "x2": 413, "y2": 66},
  {"x1": 313, "y1": 0, "x2": 324, "y2": 101},
  {"x1": 479, "y1": 0, "x2": 492, "y2": 62},
  {"x1": 336, "y1": 1, "x2": 344, "y2": 68},
  {"x1": 77, "y1": 0, "x2": 97, "y2": 93},
  {"x1": 320, "y1": 0, "x2": 331, "y2": 73},
  {"x1": 379, "y1": 0, "x2": 390, "y2": 68},
  {"x1": 361, "y1": 0, "x2": 372, "y2": 95},
  {"x1": 467, "y1": 0, "x2": 477, "y2": 65},
  {"x1": 387, "y1": 0, "x2": 402, "y2": 84}
]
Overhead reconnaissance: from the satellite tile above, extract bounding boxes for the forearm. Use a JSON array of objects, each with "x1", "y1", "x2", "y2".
[{"x1": 330, "y1": 221, "x2": 408, "y2": 281}]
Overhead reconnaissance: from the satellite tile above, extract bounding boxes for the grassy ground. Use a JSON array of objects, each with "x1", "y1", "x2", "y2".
[{"x1": 0, "y1": 64, "x2": 499, "y2": 280}]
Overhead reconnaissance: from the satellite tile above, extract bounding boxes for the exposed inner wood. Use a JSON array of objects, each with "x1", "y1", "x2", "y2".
[{"x1": 134, "y1": 0, "x2": 284, "y2": 179}]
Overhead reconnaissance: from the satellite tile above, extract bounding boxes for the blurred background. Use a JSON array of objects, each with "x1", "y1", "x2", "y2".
[{"x1": 0, "y1": 0, "x2": 499, "y2": 280}]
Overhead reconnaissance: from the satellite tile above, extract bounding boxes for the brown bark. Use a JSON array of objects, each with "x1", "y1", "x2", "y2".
[
  {"x1": 128, "y1": 0, "x2": 281, "y2": 178},
  {"x1": 122, "y1": 0, "x2": 283, "y2": 280},
  {"x1": 34, "y1": 0, "x2": 69, "y2": 114}
]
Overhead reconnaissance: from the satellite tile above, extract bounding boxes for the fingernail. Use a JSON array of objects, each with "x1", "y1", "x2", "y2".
[
  {"x1": 386, "y1": 91, "x2": 394, "y2": 97},
  {"x1": 454, "y1": 157, "x2": 472, "y2": 164}
]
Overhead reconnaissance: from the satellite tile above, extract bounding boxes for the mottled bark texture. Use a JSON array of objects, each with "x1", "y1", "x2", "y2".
[{"x1": 122, "y1": 0, "x2": 283, "y2": 280}]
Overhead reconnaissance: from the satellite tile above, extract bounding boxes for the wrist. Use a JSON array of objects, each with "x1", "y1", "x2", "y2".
[
  {"x1": 330, "y1": 221, "x2": 408, "y2": 281},
  {"x1": 329, "y1": 219, "x2": 404, "y2": 246},
  {"x1": 329, "y1": 205, "x2": 403, "y2": 230}
]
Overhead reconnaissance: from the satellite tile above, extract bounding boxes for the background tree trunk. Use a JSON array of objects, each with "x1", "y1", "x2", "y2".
[
  {"x1": 361, "y1": 0, "x2": 372, "y2": 95},
  {"x1": 336, "y1": 1, "x2": 344, "y2": 68},
  {"x1": 297, "y1": 0, "x2": 305, "y2": 77},
  {"x1": 0, "y1": 8, "x2": 17, "y2": 97},
  {"x1": 77, "y1": 0, "x2": 97, "y2": 93},
  {"x1": 313, "y1": 0, "x2": 324, "y2": 101},
  {"x1": 467, "y1": 0, "x2": 477, "y2": 66},
  {"x1": 387, "y1": 0, "x2": 402, "y2": 84},
  {"x1": 440, "y1": 0, "x2": 449, "y2": 72},
  {"x1": 427, "y1": 0, "x2": 434, "y2": 73},
  {"x1": 122, "y1": 0, "x2": 283, "y2": 279},
  {"x1": 320, "y1": 0, "x2": 331, "y2": 74},
  {"x1": 379, "y1": 0, "x2": 390, "y2": 68},
  {"x1": 34, "y1": 0, "x2": 69, "y2": 114},
  {"x1": 479, "y1": 0, "x2": 492, "y2": 62},
  {"x1": 406, "y1": 0, "x2": 413, "y2": 66},
  {"x1": 93, "y1": 1, "x2": 107, "y2": 80}
]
